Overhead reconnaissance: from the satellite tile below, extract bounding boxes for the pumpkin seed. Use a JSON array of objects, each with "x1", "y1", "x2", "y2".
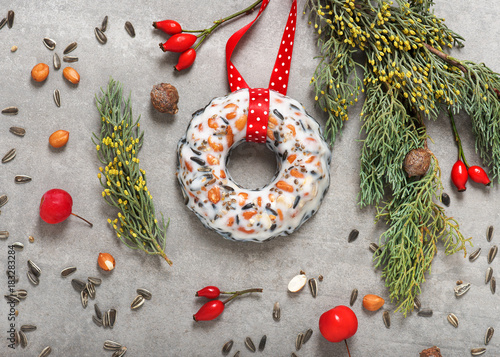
[
  {"x1": 0, "y1": 18, "x2": 6, "y2": 30},
  {"x1": 417, "y1": 308, "x2": 433, "y2": 317},
  {"x1": 131, "y1": 295, "x2": 144, "y2": 309},
  {"x1": 303, "y1": 328, "x2": 313, "y2": 344},
  {"x1": 0, "y1": 231, "x2": 9, "y2": 239},
  {"x1": 485, "y1": 327, "x2": 494, "y2": 345},
  {"x1": 88, "y1": 277, "x2": 102, "y2": 286},
  {"x1": 258, "y1": 335, "x2": 266, "y2": 351},
  {"x1": 27, "y1": 271, "x2": 39, "y2": 285},
  {"x1": 0, "y1": 194, "x2": 7, "y2": 207},
  {"x1": 295, "y1": 332, "x2": 304, "y2": 351},
  {"x1": 53, "y1": 89, "x2": 61, "y2": 107},
  {"x1": 61, "y1": 267, "x2": 76, "y2": 277},
  {"x1": 288, "y1": 274, "x2": 307, "y2": 292},
  {"x1": 19, "y1": 330, "x2": 27, "y2": 348},
  {"x1": 112, "y1": 346, "x2": 127, "y2": 357},
  {"x1": 1, "y1": 106, "x2": 18, "y2": 115},
  {"x1": 454, "y1": 283, "x2": 471, "y2": 297},
  {"x1": 308, "y1": 278, "x2": 318, "y2": 298},
  {"x1": 104, "y1": 340, "x2": 122, "y2": 350},
  {"x1": 491, "y1": 276, "x2": 496, "y2": 294},
  {"x1": 447, "y1": 313, "x2": 459, "y2": 328},
  {"x1": 413, "y1": 296, "x2": 421, "y2": 310},
  {"x1": 469, "y1": 248, "x2": 481, "y2": 262},
  {"x1": 21, "y1": 324, "x2": 36, "y2": 332},
  {"x1": 53, "y1": 53, "x2": 61, "y2": 70},
  {"x1": 7, "y1": 10, "x2": 14, "y2": 28},
  {"x1": 63, "y1": 42, "x2": 77, "y2": 54},
  {"x1": 94, "y1": 27, "x2": 107, "y2": 44},
  {"x1": 488, "y1": 245, "x2": 498, "y2": 264},
  {"x1": 245, "y1": 337, "x2": 256, "y2": 352},
  {"x1": 9, "y1": 126, "x2": 25, "y2": 137},
  {"x1": 109, "y1": 309, "x2": 116, "y2": 327},
  {"x1": 12, "y1": 242, "x2": 23, "y2": 250},
  {"x1": 15, "y1": 175, "x2": 32, "y2": 183},
  {"x1": 81, "y1": 289, "x2": 88, "y2": 308},
  {"x1": 137, "y1": 288, "x2": 152, "y2": 300},
  {"x1": 273, "y1": 302, "x2": 280, "y2": 321},
  {"x1": 471, "y1": 347, "x2": 486, "y2": 356},
  {"x1": 222, "y1": 340, "x2": 233, "y2": 354},
  {"x1": 38, "y1": 346, "x2": 52, "y2": 357},
  {"x1": 71, "y1": 279, "x2": 86, "y2": 291},
  {"x1": 383, "y1": 310, "x2": 390, "y2": 328},
  {"x1": 485, "y1": 267, "x2": 493, "y2": 284},
  {"x1": 124, "y1": 21, "x2": 135, "y2": 37},
  {"x1": 487, "y1": 225, "x2": 494, "y2": 242},
  {"x1": 350, "y1": 288, "x2": 358, "y2": 306},
  {"x1": 43, "y1": 37, "x2": 56, "y2": 50},
  {"x1": 28, "y1": 259, "x2": 41, "y2": 277},
  {"x1": 348, "y1": 229, "x2": 359, "y2": 243},
  {"x1": 2, "y1": 148, "x2": 16, "y2": 163},
  {"x1": 441, "y1": 192, "x2": 450, "y2": 206},
  {"x1": 101, "y1": 16, "x2": 108, "y2": 32}
]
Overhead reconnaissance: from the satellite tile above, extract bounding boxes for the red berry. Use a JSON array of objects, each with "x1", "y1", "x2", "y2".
[
  {"x1": 159, "y1": 33, "x2": 197, "y2": 53},
  {"x1": 193, "y1": 300, "x2": 224, "y2": 321},
  {"x1": 451, "y1": 160, "x2": 468, "y2": 192},
  {"x1": 175, "y1": 48, "x2": 196, "y2": 71},
  {"x1": 153, "y1": 20, "x2": 182, "y2": 35},
  {"x1": 468, "y1": 165, "x2": 491, "y2": 186},
  {"x1": 40, "y1": 189, "x2": 73, "y2": 224},
  {"x1": 195, "y1": 286, "x2": 220, "y2": 299},
  {"x1": 319, "y1": 305, "x2": 358, "y2": 343}
]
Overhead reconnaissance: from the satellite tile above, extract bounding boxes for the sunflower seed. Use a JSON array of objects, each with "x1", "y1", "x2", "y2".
[
  {"x1": 308, "y1": 278, "x2": 318, "y2": 298},
  {"x1": 94, "y1": 303, "x2": 102, "y2": 320},
  {"x1": 273, "y1": 302, "x2": 280, "y2": 321},
  {"x1": 417, "y1": 308, "x2": 433, "y2": 317},
  {"x1": 81, "y1": 289, "x2": 88, "y2": 308},
  {"x1": 14, "y1": 329, "x2": 19, "y2": 345},
  {"x1": 485, "y1": 267, "x2": 493, "y2": 284},
  {"x1": 258, "y1": 335, "x2": 266, "y2": 351},
  {"x1": 63, "y1": 55, "x2": 78, "y2": 63},
  {"x1": 88, "y1": 277, "x2": 102, "y2": 286},
  {"x1": 12, "y1": 242, "x2": 24, "y2": 250},
  {"x1": 291, "y1": 354, "x2": 298, "y2": 357},
  {"x1": 2, "y1": 148, "x2": 16, "y2": 163},
  {"x1": 94, "y1": 27, "x2": 107, "y2": 44},
  {"x1": 71, "y1": 279, "x2": 86, "y2": 291},
  {"x1": 233, "y1": 352, "x2": 240, "y2": 357},
  {"x1": 303, "y1": 328, "x2": 313, "y2": 344},
  {"x1": 19, "y1": 330, "x2": 27, "y2": 348},
  {"x1": 288, "y1": 274, "x2": 307, "y2": 292},
  {"x1": 0, "y1": 231, "x2": 8, "y2": 239},
  {"x1": 28, "y1": 259, "x2": 41, "y2": 277},
  {"x1": 5, "y1": 295, "x2": 20, "y2": 303},
  {"x1": 137, "y1": 288, "x2": 152, "y2": 300},
  {"x1": 447, "y1": 313, "x2": 459, "y2": 328},
  {"x1": 222, "y1": 340, "x2": 233, "y2": 354},
  {"x1": 471, "y1": 348, "x2": 486, "y2": 356},
  {"x1": 13, "y1": 289, "x2": 27, "y2": 299},
  {"x1": 454, "y1": 283, "x2": 471, "y2": 297},
  {"x1": 53, "y1": 89, "x2": 61, "y2": 107},
  {"x1": 485, "y1": 327, "x2": 494, "y2": 345},
  {"x1": 103, "y1": 310, "x2": 110, "y2": 327},
  {"x1": 1, "y1": 106, "x2": 18, "y2": 115},
  {"x1": 491, "y1": 276, "x2": 496, "y2": 294},
  {"x1": 124, "y1": 21, "x2": 135, "y2": 37},
  {"x1": 369, "y1": 242, "x2": 380, "y2": 254},
  {"x1": 28, "y1": 271, "x2": 39, "y2": 285},
  {"x1": 53, "y1": 53, "x2": 61, "y2": 69},
  {"x1": 104, "y1": 340, "x2": 122, "y2": 350},
  {"x1": 0, "y1": 18, "x2": 6, "y2": 30},
  {"x1": 414, "y1": 296, "x2": 421, "y2": 310},
  {"x1": 441, "y1": 192, "x2": 450, "y2": 206},
  {"x1": 383, "y1": 310, "x2": 391, "y2": 328},
  {"x1": 245, "y1": 337, "x2": 256, "y2": 352},
  {"x1": 131, "y1": 295, "x2": 144, "y2": 309},
  {"x1": 0, "y1": 195, "x2": 7, "y2": 208},
  {"x1": 469, "y1": 248, "x2": 481, "y2": 262},
  {"x1": 109, "y1": 309, "x2": 116, "y2": 327},
  {"x1": 295, "y1": 332, "x2": 304, "y2": 351},
  {"x1": 112, "y1": 347, "x2": 127, "y2": 357},
  {"x1": 61, "y1": 266, "x2": 76, "y2": 277},
  {"x1": 9, "y1": 126, "x2": 25, "y2": 137},
  {"x1": 101, "y1": 16, "x2": 108, "y2": 32},
  {"x1": 350, "y1": 288, "x2": 358, "y2": 306},
  {"x1": 488, "y1": 245, "x2": 498, "y2": 264},
  {"x1": 487, "y1": 225, "x2": 494, "y2": 242},
  {"x1": 43, "y1": 37, "x2": 56, "y2": 50},
  {"x1": 63, "y1": 42, "x2": 77, "y2": 54},
  {"x1": 348, "y1": 229, "x2": 359, "y2": 243},
  {"x1": 38, "y1": 346, "x2": 52, "y2": 357},
  {"x1": 7, "y1": 10, "x2": 14, "y2": 28},
  {"x1": 86, "y1": 282, "x2": 96, "y2": 299},
  {"x1": 15, "y1": 175, "x2": 31, "y2": 184},
  {"x1": 21, "y1": 324, "x2": 36, "y2": 332}
]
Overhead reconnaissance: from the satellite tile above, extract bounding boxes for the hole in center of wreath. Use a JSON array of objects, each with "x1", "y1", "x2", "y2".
[{"x1": 226, "y1": 141, "x2": 278, "y2": 190}]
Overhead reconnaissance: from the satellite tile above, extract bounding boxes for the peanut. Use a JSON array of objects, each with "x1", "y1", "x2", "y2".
[
  {"x1": 49, "y1": 130, "x2": 69, "y2": 148},
  {"x1": 31, "y1": 63, "x2": 49, "y2": 82},
  {"x1": 63, "y1": 67, "x2": 80, "y2": 84}
]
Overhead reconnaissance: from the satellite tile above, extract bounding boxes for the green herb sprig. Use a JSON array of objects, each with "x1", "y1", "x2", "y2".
[{"x1": 93, "y1": 79, "x2": 172, "y2": 265}]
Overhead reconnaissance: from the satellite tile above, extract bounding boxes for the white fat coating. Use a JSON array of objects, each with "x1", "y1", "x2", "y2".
[{"x1": 177, "y1": 89, "x2": 331, "y2": 242}]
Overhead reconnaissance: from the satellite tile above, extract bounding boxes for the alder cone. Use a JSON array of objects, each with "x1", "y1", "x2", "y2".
[
  {"x1": 403, "y1": 148, "x2": 431, "y2": 177},
  {"x1": 151, "y1": 83, "x2": 179, "y2": 114}
]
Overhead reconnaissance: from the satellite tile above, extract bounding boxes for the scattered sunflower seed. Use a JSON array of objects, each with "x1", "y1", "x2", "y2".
[
  {"x1": 350, "y1": 288, "x2": 358, "y2": 306},
  {"x1": 2, "y1": 148, "x2": 16, "y2": 163},
  {"x1": 447, "y1": 313, "x2": 459, "y2": 328},
  {"x1": 0, "y1": 18, "x2": 6, "y2": 30},
  {"x1": 92, "y1": 315, "x2": 103, "y2": 326},
  {"x1": 441, "y1": 192, "x2": 450, "y2": 206},
  {"x1": 5, "y1": 294, "x2": 20, "y2": 303},
  {"x1": 103, "y1": 310, "x2": 110, "y2": 327},
  {"x1": 295, "y1": 332, "x2": 304, "y2": 351},
  {"x1": 19, "y1": 330, "x2": 27, "y2": 348},
  {"x1": 21, "y1": 324, "x2": 36, "y2": 332},
  {"x1": 308, "y1": 278, "x2": 318, "y2": 298},
  {"x1": 291, "y1": 353, "x2": 298, "y2": 357},
  {"x1": 27, "y1": 271, "x2": 39, "y2": 285},
  {"x1": 222, "y1": 340, "x2": 233, "y2": 354},
  {"x1": 63, "y1": 55, "x2": 78, "y2": 63},
  {"x1": 131, "y1": 295, "x2": 144, "y2": 309},
  {"x1": 369, "y1": 242, "x2": 380, "y2": 255},
  {"x1": 109, "y1": 309, "x2": 116, "y2": 327},
  {"x1": 71, "y1": 279, "x2": 86, "y2": 291},
  {"x1": 471, "y1": 347, "x2": 486, "y2": 356},
  {"x1": 12, "y1": 242, "x2": 24, "y2": 251},
  {"x1": 38, "y1": 346, "x2": 52, "y2": 357},
  {"x1": 14, "y1": 329, "x2": 19, "y2": 346},
  {"x1": 485, "y1": 267, "x2": 493, "y2": 284},
  {"x1": 485, "y1": 327, "x2": 494, "y2": 345},
  {"x1": 288, "y1": 274, "x2": 307, "y2": 292},
  {"x1": 413, "y1": 296, "x2": 421, "y2": 310},
  {"x1": 273, "y1": 302, "x2": 280, "y2": 321},
  {"x1": 245, "y1": 337, "x2": 256, "y2": 352},
  {"x1": 348, "y1": 229, "x2": 359, "y2": 243},
  {"x1": 454, "y1": 283, "x2": 471, "y2": 297},
  {"x1": 7, "y1": 10, "x2": 14, "y2": 28},
  {"x1": 487, "y1": 225, "x2": 494, "y2": 242},
  {"x1": 233, "y1": 351, "x2": 240, "y2": 357},
  {"x1": 81, "y1": 289, "x2": 88, "y2": 308},
  {"x1": 43, "y1": 37, "x2": 56, "y2": 50},
  {"x1": 13, "y1": 289, "x2": 27, "y2": 299},
  {"x1": 469, "y1": 248, "x2": 481, "y2": 262},
  {"x1": 124, "y1": 21, "x2": 135, "y2": 37},
  {"x1": 101, "y1": 16, "x2": 108, "y2": 32},
  {"x1": 9, "y1": 126, "x2": 25, "y2": 137},
  {"x1": 491, "y1": 276, "x2": 496, "y2": 294},
  {"x1": 61, "y1": 266, "x2": 77, "y2": 277},
  {"x1": 86, "y1": 282, "x2": 96, "y2": 299},
  {"x1": 53, "y1": 89, "x2": 61, "y2": 107},
  {"x1": 303, "y1": 328, "x2": 313, "y2": 344},
  {"x1": 258, "y1": 335, "x2": 266, "y2": 351},
  {"x1": 488, "y1": 245, "x2": 498, "y2": 264},
  {"x1": 0, "y1": 195, "x2": 7, "y2": 207},
  {"x1": 94, "y1": 27, "x2": 107, "y2": 44},
  {"x1": 112, "y1": 347, "x2": 127, "y2": 357},
  {"x1": 417, "y1": 308, "x2": 433, "y2": 317},
  {"x1": 137, "y1": 288, "x2": 152, "y2": 300},
  {"x1": 94, "y1": 303, "x2": 102, "y2": 320},
  {"x1": 383, "y1": 310, "x2": 391, "y2": 328},
  {"x1": 63, "y1": 42, "x2": 77, "y2": 54},
  {"x1": 28, "y1": 259, "x2": 41, "y2": 277},
  {"x1": 0, "y1": 231, "x2": 8, "y2": 239},
  {"x1": 53, "y1": 53, "x2": 61, "y2": 70},
  {"x1": 88, "y1": 277, "x2": 102, "y2": 286},
  {"x1": 1, "y1": 106, "x2": 18, "y2": 115},
  {"x1": 104, "y1": 340, "x2": 122, "y2": 351}
]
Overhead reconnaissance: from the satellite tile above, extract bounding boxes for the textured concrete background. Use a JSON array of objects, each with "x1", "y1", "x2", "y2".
[{"x1": 1, "y1": 0, "x2": 500, "y2": 356}]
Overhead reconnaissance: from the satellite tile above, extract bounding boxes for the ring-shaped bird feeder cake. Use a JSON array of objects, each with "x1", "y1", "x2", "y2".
[{"x1": 176, "y1": 0, "x2": 331, "y2": 242}]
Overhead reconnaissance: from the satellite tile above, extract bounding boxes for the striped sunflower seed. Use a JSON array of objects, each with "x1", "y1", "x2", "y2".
[
  {"x1": 491, "y1": 276, "x2": 496, "y2": 294},
  {"x1": 112, "y1": 347, "x2": 127, "y2": 357},
  {"x1": 63, "y1": 55, "x2": 78, "y2": 63},
  {"x1": 15, "y1": 175, "x2": 32, "y2": 183},
  {"x1": 86, "y1": 282, "x2": 96, "y2": 299},
  {"x1": 369, "y1": 242, "x2": 380, "y2": 255},
  {"x1": 38, "y1": 346, "x2": 52, "y2": 357},
  {"x1": 383, "y1": 310, "x2": 390, "y2": 328},
  {"x1": 350, "y1": 288, "x2": 358, "y2": 306},
  {"x1": 13, "y1": 289, "x2": 27, "y2": 299},
  {"x1": 222, "y1": 340, "x2": 233, "y2": 354},
  {"x1": 273, "y1": 302, "x2": 280, "y2": 321},
  {"x1": 104, "y1": 340, "x2": 122, "y2": 350},
  {"x1": 485, "y1": 327, "x2": 494, "y2": 345},
  {"x1": 447, "y1": 313, "x2": 459, "y2": 328},
  {"x1": 417, "y1": 308, "x2": 433, "y2": 317},
  {"x1": 94, "y1": 303, "x2": 102, "y2": 319},
  {"x1": 81, "y1": 289, "x2": 88, "y2": 308},
  {"x1": 303, "y1": 328, "x2": 313, "y2": 344},
  {"x1": 92, "y1": 315, "x2": 103, "y2": 326},
  {"x1": 0, "y1": 231, "x2": 9, "y2": 239},
  {"x1": 7, "y1": 10, "x2": 14, "y2": 28},
  {"x1": 348, "y1": 229, "x2": 359, "y2": 243},
  {"x1": 12, "y1": 242, "x2": 23, "y2": 250},
  {"x1": 9, "y1": 126, "x2": 25, "y2": 137},
  {"x1": 469, "y1": 248, "x2": 481, "y2": 262},
  {"x1": 103, "y1": 310, "x2": 110, "y2": 327},
  {"x1": 28, "y1": 259, "x2": 41, "y2": 277},
  {"x1": 88, "y1": 277, "x2": 102, "y2": 286},
  {"x1": 94, "y1": 27, "x2": 107, "y2": 44},
  {"x1": 487, "y1": 225, "x2": 494, "y2": 242},
  {"x1": 5, "y1": 295, "x2": 20, "y2": 303},
  {"x1": 295, "y1": 332, "x2": 304, "y2": 351},
  {"x1": 19, "y1": 330, "x2": 27, "y2": 348},
  {"x1": 0, "y1": 18, "x2": 6, "y2": 30},
  {"x1": 14, "y1": 329, "x2": 19, "y2": 345},
  {"x1": 485, "y1": 267, "x2": 493, "y2": 284},
  {"x1": 43, "y1": 38, "x2": 56, "y2": 50},
  {"x1": 21, "y1": 324, "x2": 36, "y2": 332},
  {"x1": 53, "y1": 89, "x2": 61, "y2": 107},
  {"x1": 53, "y1": 53, "x2": 61, "y2": 69},
  {"x1": 441, "y1": 192, "x2": 450, "y2": 206},
  {"x1": 124, "y1": 21, "x2": 135, "y2": 37},
  {"x1": 71, "y1": 279, "x2": 86, "y2": 291},
  {"x1": 1, "y1": 106, "x2": 18, "y2": 115},
  {"x1": 454, "y1": 283, "x2": 471, "y2": 297},
  {"x1": 245, "y1": 337, "x2": 256, "y2": 352},
  {"x1": 2, "y1": 148, "x2": 16, "y2": 163},
  {"x1": 413, "y1": 296, "x2": 421, "y2": 311},
  {"x1": 63, "y1": 42, "x2": 77, "y2": 54},
  {"x1": 258, "y1": 335, "x2": 266, "y2": 351},
  {"x1": 488, "y1": 245, "x2": 498, "y2": 264},
  {"x1": 61, "y1": 267, "x2": 76, "y2": 277},
  {"x1": 471, "y1": 347, "x2": 486, "y2": 356},
  {"x1": 131, "y1": 295, "x2": 144, "y2": 309},
  {"x1": 101, "y1": 16, "x2": 108, "y2": 32},
  {"x1": 137, "y1": 288, "x2": 152, "y2": 300},
  {"x1": 109, "y1": 309, "x2": 116, "y2": 327},
  {"x1": 308, "y1": 278, "x2": 318, "y2": 298}
]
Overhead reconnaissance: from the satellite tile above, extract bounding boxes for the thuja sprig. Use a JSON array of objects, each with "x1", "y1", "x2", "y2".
[{"x1": 92, "y1": 78, "x2": 172, "y2": 265}]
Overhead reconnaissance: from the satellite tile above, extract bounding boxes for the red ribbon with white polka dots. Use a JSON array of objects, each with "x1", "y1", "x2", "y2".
[{"x1": 226, "y1": 0, "x2": 297, "y2": 143}]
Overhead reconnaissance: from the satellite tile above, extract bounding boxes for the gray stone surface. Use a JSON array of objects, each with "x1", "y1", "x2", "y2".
[{"x1": 1, "y1": 0, "x2": 499, "y2": 356}]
